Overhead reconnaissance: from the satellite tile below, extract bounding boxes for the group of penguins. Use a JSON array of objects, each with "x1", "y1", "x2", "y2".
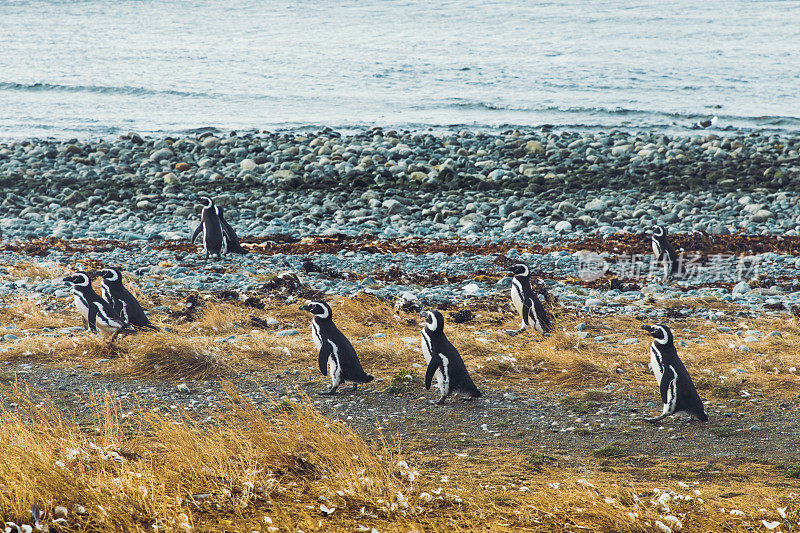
[{"x1": 61, "y1": 196, "x2": 707, "y2": 422}]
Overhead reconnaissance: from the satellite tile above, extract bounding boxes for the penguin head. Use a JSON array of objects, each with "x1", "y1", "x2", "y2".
[
  {"x1": 63, "y1": 271, "x2": 91, "y2": 288},
  {"x1": 300, "y1": 300, "x2": 332, "y2": 320},
  {"x1": 651, "y1": 224, "x2": 666, "y2": 238},
  {"x1": 509, "y1": 263, "x2": 530, "y2": 277},
  {"x1": 641, "y1": 323, "x2": 673, "y2": 345},
  {"x1": 199, "y1": 196, "x2": 214, "y2": 210},
  {"x1": 423, "y1": 310, "x2": 445, "y2": 335},
  {"x1": 99, "y1": 266, "x2": 123, "y2": 284}
]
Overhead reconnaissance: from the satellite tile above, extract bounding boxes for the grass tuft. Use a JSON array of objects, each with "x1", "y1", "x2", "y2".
[
  {"x1": 386, "y1": 368, "x2": 417, "y2": 394},
  {"x1": 592, "y1": 444, "x2": 626, "y2": 458}
]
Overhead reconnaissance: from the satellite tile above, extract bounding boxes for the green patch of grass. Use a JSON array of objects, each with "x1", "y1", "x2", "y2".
[
  {"x1": 526, "y1": 452, "x2": 556, "y2": 470},
  {"x1": 561, "y1": 397, "x2": 599, "y2": 415},
  {"x1": 583, "y1": 390, "x2": 608, "y2": 402},
  {"x1": 778, "y1": 462, "x2": 800, "y2": 479},
  {"x1": 386, "y1": 368, "x2": 417, "y2": 394},
  {"x1": 573, "y1": 428, "x2": 592, "y2": 435},
  {"x1": 592, "y1": 444, "x2": 626, "y2": 458},
  {"x1": 561, "y1": 390, "x2": 607, "y2": 414},
  {"x1": 709, "y1": 425, "x2": 734, "y2": 438}
]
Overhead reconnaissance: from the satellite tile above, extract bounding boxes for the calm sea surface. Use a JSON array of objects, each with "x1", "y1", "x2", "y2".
[{"x1": 1, "y1": 0, "x2": 799, "y2": 138}]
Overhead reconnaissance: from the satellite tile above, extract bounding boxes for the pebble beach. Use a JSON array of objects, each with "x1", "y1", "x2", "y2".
[{"x1": 2, "y1": 127, "x2": 800, "y2": 320}]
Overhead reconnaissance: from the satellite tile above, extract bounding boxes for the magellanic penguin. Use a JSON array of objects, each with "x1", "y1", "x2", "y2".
[
  {"x1": 191, "y1": 196, "x2": 227, "y2": 259},
  {"x1": 214, "y1": 205, "x2": 248, "y2": 254},
  {"x1": 421, "y1": 310, "x2": 481, "y2": 405},
  {"x1": 99, "y1": 267, "x2": 158, "y2": 331},
  {"x1": 507, "y1": 263, "x2": 553, "y2": 336},
  {"x1": 641, "y1": 324, "x2": 708, "y2": 423},
  {"x1": 300, "y1": 300, "x2": 374, "y2": 395},
  {"x1": 63, "y1": 271, "x2": 130, "y2": 342},
  {"x1": 650, "y1": 225, "x2": 683, "y2": 280}
]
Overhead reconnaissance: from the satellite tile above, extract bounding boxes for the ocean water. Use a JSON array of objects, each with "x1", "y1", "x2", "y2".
[{"x1": 1, "y1": 0, "x2": 799, "y2": 139}]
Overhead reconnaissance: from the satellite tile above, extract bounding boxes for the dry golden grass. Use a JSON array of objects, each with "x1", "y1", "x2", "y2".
[
  {"x1": 119, "y1": 333, "x2": 225, "y2": 381},
  {"x1": 0, "y1": 385, "x2": 418, "y2": 532},
  {"x1": 1, "y1": 385, "x2": 797, "y2": 532},
  {"x1": 3, "y1": 290, "x2": 799, "y2": 402}
]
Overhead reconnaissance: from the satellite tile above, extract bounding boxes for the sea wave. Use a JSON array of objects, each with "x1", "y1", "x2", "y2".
[{"x1": 0, "y1": 81, "x2": 212, "y2": 99}]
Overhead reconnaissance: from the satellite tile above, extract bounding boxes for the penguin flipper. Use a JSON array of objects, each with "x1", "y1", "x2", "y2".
[
  {"x1": 86, "y1": 305, "x2": 98, "y2": 333},
  {"x1": 659, "y1": 366, "x2": 678, "y2": 412},
  {"x1": 191, "y1": 223, "x2": 202, "y2": 244},
  {"x1": 531, "y1": 296, "x2": 553, "y2": 333},
  {"x1": 521, "y1": 297, "x2": 532, "y2": 327},
  {"x1": 425, "y1": 357, "x2": 441, "y2": 390},
  {"x1": 221, "y1": 221, "x2": 248, "y2": 254},
  {"x1": 318, "y1": 343, "x2": 333, "y2": 376}
]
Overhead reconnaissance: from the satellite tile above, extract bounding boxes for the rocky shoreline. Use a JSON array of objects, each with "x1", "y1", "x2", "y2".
[{"x1": 1, "y1": 128, "x2": 800, "y2": 322}]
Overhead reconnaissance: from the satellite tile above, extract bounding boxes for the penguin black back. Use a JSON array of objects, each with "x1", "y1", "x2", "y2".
[
  {"x1": 300, "y1": 300, "x2": 373, "y2": 395},
  {"x1": 99, "y1": 267, "x2": 158, "y2": 331},
  {"x1": 63, "y1": 271, "x2": 128, "y2": 341},
  {"x1": 641, "y1": 324, "x2": 707, "y2": 423},
  {"x1": 191, "y1": 196, "x2": 226, "y2": 259},
  {"x1": 421, "y1": 310, "x2": 481, "y2": 404},
  {"x1": 508, "y1": 263, "x2": 553, "y2": 335},
  {"x1": 650, "y1": 225, "x2": 682, "y2": 279},
  {"x1": 214, "y1": 205, "x2": 248, "y2": 254}
]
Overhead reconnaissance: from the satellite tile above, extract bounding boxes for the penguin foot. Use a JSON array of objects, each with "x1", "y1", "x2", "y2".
[{"x1": 350, "y1": 383, "x2": 358, "y2": 392}]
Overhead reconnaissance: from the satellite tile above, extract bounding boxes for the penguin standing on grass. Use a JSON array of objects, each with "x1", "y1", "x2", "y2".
[
  {"x1": 99, "y1": 267, "x2": 158, "y2": 331},
  {"x1": 641, "y1": 324, "x2": 708, "y2": 423},
  {"x1": 421, "y1": 310, "x2": 481, "y2": 405},
  {"x1": 215, "y1": 205, "x2": 248, "y2": 254},
  {"x1": 63, "y1": 271, "x2": 130, "y2": 342},
  {"x1": 300, "y1": 300, "x2": 373, "y2": 395},
  {"x1": 191, "y1": 196, "x2": 227, "y2": 259},
  {"x1": 650, "y1": 225, "x2": 682, "y2": 280},
  {"x1": 507, "y1": 263, "x2": 553, "y2": 336}
]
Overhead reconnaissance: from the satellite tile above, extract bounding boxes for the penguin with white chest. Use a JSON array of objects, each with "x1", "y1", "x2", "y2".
[
  {"x1": 300, "y1": 301, "x2": 374, "y2": 395},
  {"x1": 507, "y1": 263, "x2": 553, "y2": 336},
  {"x1": 641, "y1": 324, "x2": 708, "y2": 423},
  {"x1": 421, "y1": 310, "x2": 481, "y2": 405},
  {"x1": 191, "y1": 196, "x2": 227, "y2": 259},
  {"x1": 99, "y1": 267, "x2": 158, "y2": 331},
  {"x1": 650, "y1": 225, "x2": 682, "y2": 280},
  {"x1": 63, "y1": 271, "x2": 129, "y2": 342}
]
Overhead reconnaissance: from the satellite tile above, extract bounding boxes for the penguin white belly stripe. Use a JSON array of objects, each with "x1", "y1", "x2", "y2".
[
  {"x1": 511, "y1": 280, "x2": 524, "y2": 317},
  {"x1": 652, "y1": 239, "x2": 661, "y2": 259},
  {"x1": 311, "y1": 321, "x2": 323, "y2": 350},
  {"x1": 220, "y1": 224, "x2": 228, "y2": 254},
  {"x1": 421, "y1": 330, "x2": 432, "y2": 363},
  {"x1": 650, "y1": 344, "x2": 664, "y2": 384},
  {"x1": 421, "y1": 330, "x2": 443, "y2": 382},
  {"x1": 438, "y1": 354, "x2": 450, "y2": 396},
  {"x1": 663, "y1": 366, "x2": 678, "y2": 415},
  {"x1": 121, "y1": 301, "x2": 130, "y2": 323},
  {"x1": 72, "y1": 292, "x2": 91, "y2": 321},
  {"x1": 327, "y1": 340, "x2": 342, "y2": 387}
]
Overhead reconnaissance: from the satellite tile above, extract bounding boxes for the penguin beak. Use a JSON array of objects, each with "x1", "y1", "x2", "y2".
[
  {"x1": 299, "y1": 304, "x2": 311, "y2": 312},
  {"x1": 641, "y1": 324, "x2": 655, "y2": 333},
  {"x1": 63, "y1": 276, "x2": 74, "y2": 285}
]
